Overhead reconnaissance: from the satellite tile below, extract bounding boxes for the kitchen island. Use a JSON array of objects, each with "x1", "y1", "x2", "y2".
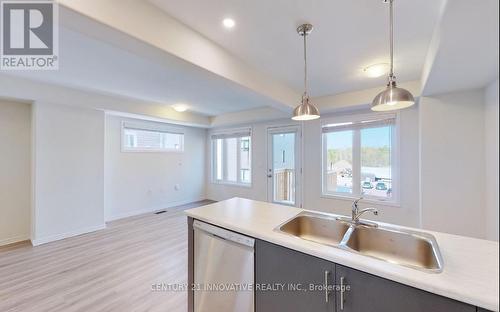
[{"x1": 186, "y1": 198, "x2": 499, "y2": 312}]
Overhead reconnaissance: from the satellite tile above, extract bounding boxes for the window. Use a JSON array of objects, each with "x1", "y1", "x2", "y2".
[
  {"x1": 211, "y1": 128, "x2": 252, "y2": 186},
  {"x1": 322, "y1": 114, "x2": 397, "y2": 202},
  {"x1": 122, "y1": 122, "x2": 184, "y2": 152}
]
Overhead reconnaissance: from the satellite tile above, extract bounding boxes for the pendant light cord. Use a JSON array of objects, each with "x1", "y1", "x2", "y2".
[
  {"x1": 389, "y1": 0, "x2": 395, "y2": 79},
  {"x1": 303, "y1": 31, "x2": 308, "y2": 98}
]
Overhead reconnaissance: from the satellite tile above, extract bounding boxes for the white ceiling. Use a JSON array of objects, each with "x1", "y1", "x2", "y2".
[
  {"x1": 149, "y1": 0, "x2": 444, "y2": 97},
  {"x1": 9, "y1": 0, "x2": 497, "y2": 121},
  {"x1": 8, "y1": 25, "x2": 278, "y2": 117},
  {"x1": 422, "y1": 0, "x2": 499, "y2": 96}
]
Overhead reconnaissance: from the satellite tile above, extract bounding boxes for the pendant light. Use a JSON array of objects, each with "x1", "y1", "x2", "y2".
[
  {"x1": 292, "y1": 24, "x2": 320, "y2": 121},
  {"x1": 371, "y1": 0, "x2": 415, "y2": 111}
]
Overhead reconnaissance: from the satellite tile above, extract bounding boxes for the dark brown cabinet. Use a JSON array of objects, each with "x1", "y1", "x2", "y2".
[
  {"x1": 255, "y1": 240, "x2": 335, "y2": 312},
  {"x1": 189, "y1": 219, "x2": 491, "y2": 312},
  {"x1": 335, "y1": 264, "x2": 475, "y2": 312},
  {"x1": 256, "y1": 239, "x2": 478, "y2": 312}
]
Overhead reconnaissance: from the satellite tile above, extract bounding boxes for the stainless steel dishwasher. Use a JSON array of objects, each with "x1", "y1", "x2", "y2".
[{"x1": 193, "y1": 220, "x2": 255, "y2": 312}]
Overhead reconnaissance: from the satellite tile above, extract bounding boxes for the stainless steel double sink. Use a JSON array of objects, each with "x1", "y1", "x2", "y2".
[{"x1": 276, "y1": 211, "x2": 444, "y2": 273}]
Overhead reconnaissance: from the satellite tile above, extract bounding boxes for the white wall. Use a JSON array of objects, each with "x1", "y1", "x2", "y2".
[
  {"x1": 0, "y1": 100, "x2": 31, "y2": 246},
  {"x1": 419, "y1": 90, "x2": 486, "y2": 239},
  {"x1": 484, "y1": 79, "x2": 499, "y2": 241},
  {"x1": 206, "y1": 107, "x2": 421, "y2": 228},
  {"x1": 206, "y1": 121, "x2": 282, "y2": 203},
  {"x1": 104, "y1": 115, "x2": 206, "y2": 221},
  {"x1": 207, "y1": 92, "x2": 496, "y2": 240},
  {"x1": 304, "y1": 107, "x2": 421, "y2": 227},
  {"x1": 32, "y1": 102, "x2": 105, "y2": 245}
]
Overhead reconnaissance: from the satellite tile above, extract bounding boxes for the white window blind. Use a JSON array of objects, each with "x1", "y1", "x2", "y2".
[
  {"x1": 322, "y1": 116, "x2": 396, "y2": 133},
  {"x1": 210, "y1": 128, "x2": 252, "y2": 140}
]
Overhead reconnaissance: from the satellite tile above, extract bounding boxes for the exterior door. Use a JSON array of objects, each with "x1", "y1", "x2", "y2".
[{"x1": 267, "y1": 126, "x2": 302, "y2": 207}]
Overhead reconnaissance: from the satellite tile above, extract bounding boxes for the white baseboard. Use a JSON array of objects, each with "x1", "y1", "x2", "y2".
[
  {"x1": 31, "y1": 224, "x2": 106, "y2": 246},
  {"x1": 0, "y1": 234, "x2": 30, "y2": 247},
  {"x1": 105, "y1": 197, "x2": 206, "y2": 222}
]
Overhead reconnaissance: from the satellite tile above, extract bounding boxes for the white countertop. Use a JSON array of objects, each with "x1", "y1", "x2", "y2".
[{"x1": 185, "y1": 198, "x2": 499, "y2": 311}]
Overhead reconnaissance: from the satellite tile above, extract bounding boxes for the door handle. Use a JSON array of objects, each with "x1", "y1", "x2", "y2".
[
  {"x1": 267, "y1": 174, "x2": 272, "y2": 178},
  {"x1": 340, "y1": 276, "x2": 346, "y2": 310},
  {"x1": 324, "y1": 271, "x2": 331, "y2": 303}
]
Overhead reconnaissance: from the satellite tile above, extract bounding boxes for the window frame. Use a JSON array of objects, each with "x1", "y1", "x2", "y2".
[
  {"x1": 321, "y1": 112, "x2": 400, "y2": 205},
  {"x1": 121, "y1": 121, "x2": 185, "y2": 153},
  {"x1": 211, "y1": 128, "x2": 252, "y2": 187}
]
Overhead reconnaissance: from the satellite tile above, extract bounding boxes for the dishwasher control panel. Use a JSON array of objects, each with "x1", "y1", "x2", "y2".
[{"x1": 193, "y1": 220, "x2": 255, "y2": 248}]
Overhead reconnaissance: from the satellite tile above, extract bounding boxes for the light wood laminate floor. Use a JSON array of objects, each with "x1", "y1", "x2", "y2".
[{"x1": 0, "y1": 201, "x2": 214, "y2": 312}]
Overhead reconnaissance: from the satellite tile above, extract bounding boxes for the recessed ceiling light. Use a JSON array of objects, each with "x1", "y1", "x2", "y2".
[
  {"x1": 363, "y1": 63, "x2": 390, "y2": 78},
  {"x1": 222, "y1": 18, "x2": 235, "y2": 29},
  {"x1": 172, "y1": 104, "x2": 188, "y2": 112}
]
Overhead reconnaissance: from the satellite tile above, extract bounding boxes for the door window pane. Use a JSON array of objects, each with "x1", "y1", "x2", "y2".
[
  {"x1": 325, "y1": 131, "x2": 353, "y2": 194},
  {"x1": 360, "y1": 126, "x2": 392, "y2": 199},
  {"x1": 272, "y1": 133, "x2": 295, "y2": 205}
]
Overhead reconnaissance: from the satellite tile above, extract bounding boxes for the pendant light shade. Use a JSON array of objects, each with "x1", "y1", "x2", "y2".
[
  {"x1": 292, "y1": 24, "x2": 320, "y2": 121},
  {"x1": 292, "y1": 96, "x2": 320, "y2": 120},
  {"x1": 371, "y1": 0, "x2": 415, "y2": 112},
  {"x1": 372, "y1": 80, "x2": 415, "y2": 111}
]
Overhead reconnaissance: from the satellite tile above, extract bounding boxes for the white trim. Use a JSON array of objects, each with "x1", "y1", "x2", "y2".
[
  {"x1": 211, "y1": 181, "x2": 252, "y2": 188},
  {"x1": 105, "y1": 197, "x2": 205, "y2": 222},
  {"x1": 210, "y1": 128, "x2": 253, "y2": 185},
  {"x1": 209, "y1": 126, "x2": 252, "y2": 137},
  {"x1": 266, "y1": 125, "x2": 302, "y2": 207},
  {"x1": 31, "y1": 224, "x2": 107, "y2": 246},
  {"x1": 0, "y1": 234, "x2": 30, "y2": 247},
  {"x1": 266, "y1": 125, "x2": 299, "y2": 134},
  {"x1": 104, "y1": 110, "x2": 210, "y2": 129},
  {"x1": 122, "y1": 121, "x2": 185, "y2": 134},
  {"x1": 320, "y1": 194, "x2": 401, "y2": 208}
]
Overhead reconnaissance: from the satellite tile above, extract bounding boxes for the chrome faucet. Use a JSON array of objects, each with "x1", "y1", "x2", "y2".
[{"x1": 351, "y1": 197, "x2": 379, "y2": 226}]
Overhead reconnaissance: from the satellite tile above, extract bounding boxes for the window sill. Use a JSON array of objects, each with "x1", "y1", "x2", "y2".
[
  {"x1": 211, "y1": 181, "x2": 253, "y2": 189},
  {"x1": 121, "y1": 149, "x2": 184, "y2": 153},
  {"x1": 320, "y1": 193, "x2": 401, "y2": 208}
]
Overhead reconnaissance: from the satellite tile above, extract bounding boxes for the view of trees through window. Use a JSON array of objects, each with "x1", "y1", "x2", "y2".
[
  {"x1": 325, "y1": 130, "x2": 353, "y2": 194},
  {"x1": 325, "y1": 124, "x2": 393, "y2": 200},
  {"x1": 361, "y1": 126, "x2": 392, "y2": 198}
]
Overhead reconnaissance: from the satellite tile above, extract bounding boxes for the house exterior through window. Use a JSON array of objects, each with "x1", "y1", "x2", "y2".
[
  {"x1": 122, "y1": 121, "x2": 184, "y2": 152},
  {"x1": 322, "y1": 113, "x2": 398, "y2": 203},
  {"x1": 211, "y1": 128, "x2": 252, "y2": 186}
]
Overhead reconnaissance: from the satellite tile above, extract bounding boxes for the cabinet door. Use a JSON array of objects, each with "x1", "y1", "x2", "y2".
[
  {"x1": 256, "y1": 240, "x2": 335, "y2": 312},
  {"x1": 335, "y1": 265, "x2": 476, "y2": 312}
]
